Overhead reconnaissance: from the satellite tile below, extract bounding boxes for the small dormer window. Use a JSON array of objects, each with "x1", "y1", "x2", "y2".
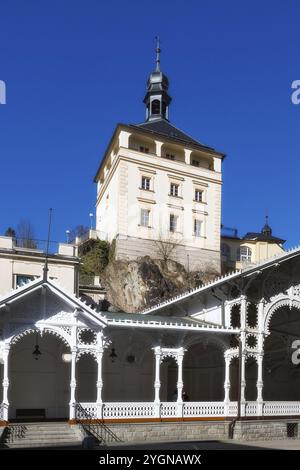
[
  {"x1": 166, "y1": 153, "x2": 175, "y2": 160},
  {"x1": 139, "y1": 146, "x2": 149, "y2": 154}
]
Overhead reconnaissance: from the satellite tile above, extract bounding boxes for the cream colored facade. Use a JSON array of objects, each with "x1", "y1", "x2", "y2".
[
  {"x1": 0, "y1": 236, "x2": 79, "y2": 296},
  {"x1": 95, "y1": 127, "x2": 224, "y2": 272},
  {"x1": 221, "y1": 236, "x2": 285, "y2": 272}
]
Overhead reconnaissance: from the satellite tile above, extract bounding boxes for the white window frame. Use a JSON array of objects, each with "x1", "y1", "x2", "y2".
[
  {"x1": 169, "y1": 214, "x2": 178, "y2": 232},
  {"x1": 170, "y1": 183, "x2": 179, "y2": 197},
  {"x1": 194, "y1": 189, "x2": 203, "y2": 202},
  {"x1": 141, "y1": 176, "x2": 151, "y2": 191},
  {"x1": 194, "y1": 219, "x2": 202, "y2": 237},
  {"x1": 140, "y1": 208, "x2": 150, "y2": 227},
  {"x1": 237, "y1": 246, "x2": 252, "y2": 262}
]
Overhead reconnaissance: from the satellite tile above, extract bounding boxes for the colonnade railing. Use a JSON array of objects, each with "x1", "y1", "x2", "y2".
[
  {"x1": 2, "y1": 401, "x2": 300, "y2": 422},
  {"x1": 74, "y1": 401, "x2": 300, "y2": 420}
]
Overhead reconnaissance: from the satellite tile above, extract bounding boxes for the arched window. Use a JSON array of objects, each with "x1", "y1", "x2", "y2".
[
  {"x1": 151, "y1": 99, "x2": 160, "y2": 115},
  {"x1": 237, "y1": 246, "x2": 252, "y2": 262},
  {"x1": 221, "y1": 243, "x2": 230, "y2": 259}
]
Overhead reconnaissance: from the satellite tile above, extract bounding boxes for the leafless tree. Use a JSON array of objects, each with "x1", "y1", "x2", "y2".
[
  {"x1": 69, "y1": 225, "x2": 89, "y2": 243},
  {"x1": 4, "y1": 227, "x2": 16, "y2": 238},
  {"x1": 153, "y1": 232, "x2": 183, "y2": 263},
  {"x1": 16, "y1": 219, "x2": 37, "y2": 249}
]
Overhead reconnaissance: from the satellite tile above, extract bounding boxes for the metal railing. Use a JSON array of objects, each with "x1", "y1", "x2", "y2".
[{"x1": 75, "y1": 403, "x2": 122, "y2": 445}]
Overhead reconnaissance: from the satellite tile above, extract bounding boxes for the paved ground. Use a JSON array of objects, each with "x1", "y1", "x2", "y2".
[{"x1": 107, "y1": 438, "x2": 300, "y2": 450}]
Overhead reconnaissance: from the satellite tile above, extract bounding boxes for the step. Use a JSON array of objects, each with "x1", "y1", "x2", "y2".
[{"x1": 5, "y1": 440, "x2": 83, "y2": 449}]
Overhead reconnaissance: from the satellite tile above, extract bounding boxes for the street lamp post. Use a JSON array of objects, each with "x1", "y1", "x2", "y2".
[
  {"x1": 89, "y1": 213, "x2": 94, "y2": 230},
  {"x1": 66, "y1": 230, "x2": 70, "y2": 244}
]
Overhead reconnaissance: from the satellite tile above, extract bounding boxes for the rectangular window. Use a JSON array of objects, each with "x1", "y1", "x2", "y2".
[
  {"x1": 140, "y1": 209, "x2": 150, "y2": 227},
  {"x1": 141, "y1": 176, "x2": 151, "y2": 190},
  {"x1": 170, "y1": 214, "x2": 178, "y2": 232},
  {"x1": 192, "y1": 159, "x2": 199, "y2": 167},
  {"x1": 195, "y1": 189, "x2": 203, "y2": 202},
  {"x1": 16, "y1": 274, "x2": 36, "y2": 288},
  {"x1": 194, "y1": 219, "x2": 202, "y2": 237},
  {"x1": 166, "y1": 153, "x2": 175, "y2": 160},
  {"x1": 170, "y1": 183, "x2": 179, "y2": 197},
  {"x1": 139, "y1": 146, "x2": 149, "y2": 154}
]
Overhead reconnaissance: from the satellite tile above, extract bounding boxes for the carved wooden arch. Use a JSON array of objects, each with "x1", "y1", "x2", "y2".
[
  {"x1": 10, "y1": 325, "x2": 71, "y2": 348},
  {"x1": 264, "y1": 297, "x2": 300, "y2": 335}
]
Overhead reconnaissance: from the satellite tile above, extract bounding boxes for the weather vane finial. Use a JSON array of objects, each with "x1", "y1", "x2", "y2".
[{"x1": 155, "y1": 36, "x2": 161, "y2": 72}]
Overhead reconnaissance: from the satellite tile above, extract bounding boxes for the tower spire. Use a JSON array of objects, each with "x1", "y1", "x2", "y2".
[
  {"x1": 155, "y1": 36, "x2": 161, "y2": 72},
  {"x1": 143, "y1": 37, "x2": 171, "y2": 122}
]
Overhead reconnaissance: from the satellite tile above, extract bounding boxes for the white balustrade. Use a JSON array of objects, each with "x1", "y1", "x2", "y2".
[
  {"x1": 74, "y1": 401, "x2": 300, "y2": 420},
  {"x1": 227, "y1": 402, "x2": 238, "y2": 417},
  {"x1": 102, "y1": 403, "x2": 155, "y2": 419},
  {"x1": 160, "y1": 402, "x2": 177, "y2": 418},
  {"x1": 77, "y1": 403, "x2": 98, "y2": 419},
  {"x1": 183, "y1": 402, "x2": 225, "y2": 417},
  {"x1": 244, "y1": 402, "x2": 258, "y2": 416},
  {"x1": 263, "y1": 402, "x2": 300, "y2": 416}
]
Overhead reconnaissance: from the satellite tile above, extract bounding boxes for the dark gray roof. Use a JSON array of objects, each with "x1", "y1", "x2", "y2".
[
  {"x1": 243, "y1": 232, "x2": 286, "y2": 244},
  {"x1": 130, "y1": 119, "x2": 224, "y2": 156}
]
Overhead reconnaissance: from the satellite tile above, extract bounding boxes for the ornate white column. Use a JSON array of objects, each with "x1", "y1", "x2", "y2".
[
  {"x1": 2, "y1": 344, "x2": 10, "y2": 422},
  {"x1": 96, "y1": 347, "x2": 104, "y2": 419},
  {"x1": 153, "y1": 347, "x2": 161, "y2": 418},
  {"x1": 176, "y1": 348, "x2": 185, "y2": 418},
  {"x1": 240, "y1": 295, "x2": 247, "y2": 417},
  {"x1": 224, "y1": 353, "x2": 231, "y2": 415},
  {"x1": 256, "y1": 352, "x2": 264, "y2": 416},
  {"x1": 69, "y1": 347, "x2": 77, "y2": 420},
  {"x1": 256, "y1": 300, "x2": 265, "y2": 417}
]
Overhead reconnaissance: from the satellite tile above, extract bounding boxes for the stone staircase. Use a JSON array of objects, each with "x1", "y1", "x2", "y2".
[{"x1": 1, "y1": 422, "x2": 83, "y2": 449}]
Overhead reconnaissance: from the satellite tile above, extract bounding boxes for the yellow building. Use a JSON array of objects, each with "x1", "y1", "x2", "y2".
[{"x1": 221, "y1": 219, "x2": 285, "y2": 272}]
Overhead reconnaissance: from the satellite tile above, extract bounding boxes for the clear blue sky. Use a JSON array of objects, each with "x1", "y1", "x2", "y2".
[{"x1": 0, "y1": 0, "x2": 299, "y2": 247}]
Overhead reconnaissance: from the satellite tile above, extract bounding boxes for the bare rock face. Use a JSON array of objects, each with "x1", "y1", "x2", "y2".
[{"x1": 102, "y1": 256, "x2": 191, "y2": 313}]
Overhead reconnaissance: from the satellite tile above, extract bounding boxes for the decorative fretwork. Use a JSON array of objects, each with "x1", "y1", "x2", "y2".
[
  {"x1": 292, "y1": 284, "x2": 300, "y2": 298},
  {"x1": 247, "y1": 303, "x2": 258, "y2": 328},
  {"x1": 161, "y1": 351, "x2": 179, "y2": 364},
  {"x1": 58, "y1": 326, "x2": 71, "y2": 336},
  {"x1": 10, "y1": 327, "x2": 71, "y2": 348},
  {"x1": 77, "y1": 328, "x2": 97, "y2": 346},
  {"x1": 246, "y1": 334, "x2": 258, "y2": 349},
  {"x1": 264, "y1": 298, "x2": 300, "y2": 334},
  {"x1": 230, "y1": 304, "x2": 241, "y2": 328},
  {"x1": 76, "y1": 348, "x2": 97, "y2": 361}
]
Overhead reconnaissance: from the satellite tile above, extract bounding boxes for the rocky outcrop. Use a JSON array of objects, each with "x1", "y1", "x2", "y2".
[{"x1": 101, "y1": 256, "x2": 218, "y2": 313}]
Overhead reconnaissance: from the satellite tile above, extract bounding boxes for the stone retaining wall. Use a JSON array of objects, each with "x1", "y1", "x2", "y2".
[
  {"x1": 99, "y1": 420, "x2": 300, "y2": 444},
  {"x1": 232, "y1": 420, "x2": 300, "y2": 441},
  {"x1": 101, "y1": 421, "x2": 230, "y2": 444}
]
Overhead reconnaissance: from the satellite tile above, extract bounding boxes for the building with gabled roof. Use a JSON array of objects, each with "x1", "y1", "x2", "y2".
[{"x1": 94, "y1": 41, "x2": 225, "y2": 272}]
